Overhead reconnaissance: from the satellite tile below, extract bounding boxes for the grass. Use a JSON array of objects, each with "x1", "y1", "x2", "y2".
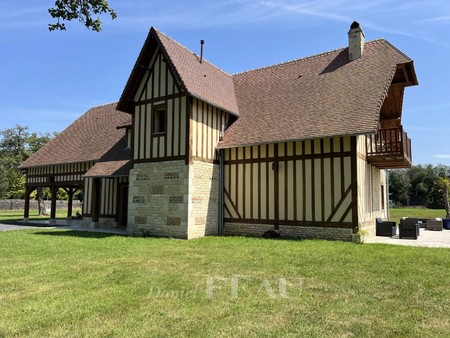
[
  {"x1": 0, "y1": 230, "x2": 449, "y2": 337},
  {"x1": 0, "y1": 210, "x2": 73, "y2": 222},
  {"x1": 389, "y1": 208, "x2": 446, "y2": 225}
]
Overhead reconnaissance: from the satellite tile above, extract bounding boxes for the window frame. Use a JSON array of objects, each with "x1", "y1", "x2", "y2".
[{"x1": 152, "y1": 104, "x2": 167, "y2": 136}]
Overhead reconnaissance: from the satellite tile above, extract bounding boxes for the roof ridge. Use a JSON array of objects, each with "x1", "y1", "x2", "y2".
[
  {"x1": 153, "y1": 27, "x2": 232, "y2": 77},
  {"x1": 232, "y1": 39, "x2": 386, "y2": 77},
  {"x1": 89, "y1": 101, "x2": 119, "y2": 110},
  {"x1": 378, "y1": 38, "x2": 413, "y2": 61}
]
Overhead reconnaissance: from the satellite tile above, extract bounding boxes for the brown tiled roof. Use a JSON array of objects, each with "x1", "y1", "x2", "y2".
[
  {"x1": 84, "y1": 136, "x2": 131, "y2": 177},
  {"x1": 83, "y1": 160, "x2": 131, "y2": 178},
  {"x1": 117, "y1": 27, "x2": 239, "y2": 116},
  {"x1": 19, "y1": 103, "x2": 131, "y2": 168},
  {"x1": 218, "y1": 39, "x2": 417, "y2": 149}
]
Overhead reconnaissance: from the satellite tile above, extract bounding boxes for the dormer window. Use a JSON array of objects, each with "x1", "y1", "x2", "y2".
[{"x1": 153, "y1": 104, "x2": 166, "y2": 135}]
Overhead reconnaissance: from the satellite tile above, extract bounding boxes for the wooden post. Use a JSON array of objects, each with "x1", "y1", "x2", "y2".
[
  {"x1": 66, "y1": 188, "x2": 75, "y2": 219},
  {"x1": 91, "y1": 178, "x2": 101, "y2": 227},
  {"x1": 24, "y1": 186, "x2": 34, "y2": 221},
  {"x1": 50, "y1": 185, "x2": 57, "y2": 225}
]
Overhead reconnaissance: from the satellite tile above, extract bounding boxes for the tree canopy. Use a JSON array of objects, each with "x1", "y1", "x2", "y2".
[
  {"x1": 389, "y1": 164, "x2": 450, "y2": 209},
  {"x1": 48, "y1": 0, "x2": 117, "y2": 32},
  {"x1": 0, "y1": 125, "x2": 56, "y2": 199}
]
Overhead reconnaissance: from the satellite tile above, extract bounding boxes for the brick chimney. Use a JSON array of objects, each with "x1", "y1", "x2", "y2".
[{"x1": 348, "y1": 21, "x2": 365, "y2": 61}]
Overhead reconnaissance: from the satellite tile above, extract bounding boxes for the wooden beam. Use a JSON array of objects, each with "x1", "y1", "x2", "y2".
[
  {"x1": 67, "y1": 187, "x2": 75, "y2": 219},
  {"x1": 50, "y1": 185, "x2": 58, "y2": 223},
  {"x1": 23, "y1": 186, "x2": 35, "y2": 220}
]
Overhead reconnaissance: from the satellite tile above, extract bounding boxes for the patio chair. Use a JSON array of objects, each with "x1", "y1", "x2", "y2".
[
  {"x1": 418, "y1": 218, "x2": 430, "y2": 229},
  {"x1": 426, "y1": 219, "x2": 443, "y2": 231},
  {"x1": 399, "y1": 218, "x2": 419, "y2": 239},
  {"x1": 375, "y1": 218, "x2": 396, "y2": 237}
]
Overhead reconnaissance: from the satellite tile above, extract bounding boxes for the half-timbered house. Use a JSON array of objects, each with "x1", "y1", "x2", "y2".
[
  {"x1": 20, "y1": 22, "x2": 418, "y2": 241},
  {"x1": 19, "y1": 104, "x2": 131, "y2": 227}
]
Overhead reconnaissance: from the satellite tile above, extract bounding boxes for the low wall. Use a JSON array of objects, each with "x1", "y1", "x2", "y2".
[{"x1": 0, "y1": 199, "x2": 82, "y2": 211}]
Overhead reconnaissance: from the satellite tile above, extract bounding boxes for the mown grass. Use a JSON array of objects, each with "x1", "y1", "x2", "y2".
[
  {"x1": 0, "y1": 210, "x2": 70, "y2": 222},
  {"x1": 0, "y1": 230, "x2": 449, "y2": 337},
  {"x1": 389, "y1": 208, "x2": 446, "y2": 225}
]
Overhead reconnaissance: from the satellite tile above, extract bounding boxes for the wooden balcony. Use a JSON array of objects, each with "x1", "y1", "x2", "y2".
[{"x1": 366, "y1": 126, "x2": 412, "y2": 168}]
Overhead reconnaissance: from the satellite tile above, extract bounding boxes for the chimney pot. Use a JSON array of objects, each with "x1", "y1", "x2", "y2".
[
  {"x1": 350, "y1": 21, "x2": 360, "y2": 29},
  {"x1": 200, "y1": 39, "x2": 205, "y2": 63},
  {"x1": 348, "y1": 21, "x2": 365, "y2": 61}
]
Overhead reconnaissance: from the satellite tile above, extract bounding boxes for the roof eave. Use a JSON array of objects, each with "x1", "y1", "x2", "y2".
[
  {"x1": 117, "y1": 27, "x2": 191, "y2": 114},
  {"x1": 217, "y1": 130, "x2": 377, "y2": 150}
]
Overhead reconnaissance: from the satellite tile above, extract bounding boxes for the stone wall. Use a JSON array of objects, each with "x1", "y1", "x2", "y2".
[
  {"x1": 359, "y1": 220, "x2": 375, "y2": 237},
  {"x1": 127, "y1": 161, "x2": 189, "y2": 238},
  {"x1": 225, "y1": 222, "x2": 353, "y2": 241},
  {"x1": 0, "y1": 199, "x2": 82, "y2": 211},
  {"x1": 188, "y1": 160, "x2": 219, "y2": 239},
  {"x1": 371, "y1": 166, "x2": 381, "y2": 212},
  {"x1": 279, "y1": 224, "x2": 353, "y2": 241},
  {"x1": 224, "y1": 223, "x2": 274, "y2": 237},
  {"x1": 82, "y1": 216, "x2": 117, "y2": 228}
]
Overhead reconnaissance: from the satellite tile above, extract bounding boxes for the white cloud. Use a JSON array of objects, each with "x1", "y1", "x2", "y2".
[
  {"x1": 434, "y1": 155, "x2": 450, "y2": 159},
  {"x1": 419, "y1": 16, "x2": 450, "y2": 23},
  {"x1": 0, "y1": 5, "x2": 48, "y2": 29},
  {"x1": 114, "y1": 0, "x2": 285, "y2": 29}
]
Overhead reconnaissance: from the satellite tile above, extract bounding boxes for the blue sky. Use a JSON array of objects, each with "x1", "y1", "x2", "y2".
[{"x1": 0, "y1": 0, "x2": 449, "y2": 165}]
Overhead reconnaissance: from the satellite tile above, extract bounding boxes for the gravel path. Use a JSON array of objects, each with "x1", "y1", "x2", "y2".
[
  {"x1": 0, "y1": 223, "x2": 49, "y2": 231},
  {"x1": 0, "y1": 221, "x2": 127, "y2": 235}
]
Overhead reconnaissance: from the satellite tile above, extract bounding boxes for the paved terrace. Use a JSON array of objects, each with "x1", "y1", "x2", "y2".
[
  {"x1": 366, "y1": 228, "x2": 450, "y2": 248},
  {"x1": 0, "y1": 219, "x2": 127, "y2": 235}
]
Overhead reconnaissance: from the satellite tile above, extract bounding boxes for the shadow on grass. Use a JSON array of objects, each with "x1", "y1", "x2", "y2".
[
  {"x1": 2, "y1": 220, "x2": 67, "y2": 227},
  {"x1": 32, "y1": 230, "x2": 127, "y2": 239}
]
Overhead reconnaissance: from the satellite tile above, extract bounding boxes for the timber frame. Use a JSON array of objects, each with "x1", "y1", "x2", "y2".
[
  {"x1": 20, "y1": 24, "x2": 418, "y2": 241},
  {"x1": 22, "y1": 162, "x2": 90, "y2": 221},
  {"x1": 223, "y1": 136, "x2": 359, "y2": 233}
]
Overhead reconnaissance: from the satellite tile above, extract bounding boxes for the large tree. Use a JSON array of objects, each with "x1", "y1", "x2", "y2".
[
  {"x1": 48, "y1": 0, "x2": 117, "y2": 32},
  {"x1": 389, "y1": 164, "x2": 450, "y2": 208},
  {"x1": 389, "y1": 169, "x2": 411, "y2": 206},
  {"x1": 0, "y1": 163, "x2": 10, "y2": 199},
  {"x1": 0, "y1": 125, "x2": 56, "y2": 214}
]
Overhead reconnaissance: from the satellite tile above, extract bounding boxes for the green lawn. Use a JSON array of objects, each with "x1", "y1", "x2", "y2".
[
  {"x1": 0, "y1": 230, "x2": 449, "y2": 337},
  {"x1": 0, "y1": 210, "x2": 71, "y2": 222},
  {"x1": 389, "y1": 208, "x2": 446, "y2": 225}
]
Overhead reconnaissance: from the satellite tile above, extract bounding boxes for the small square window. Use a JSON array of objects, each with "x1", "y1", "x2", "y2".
[{"x1": 153, "y1": 105, "x2": 166, "y2": 135}]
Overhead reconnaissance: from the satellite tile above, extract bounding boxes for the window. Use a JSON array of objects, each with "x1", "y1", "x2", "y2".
[
  {"x1": 381, "y1": 184, "x2": 385, "y2": 209},
  {"x1": 126, "y1": 129, "x2": 132, "y2": 148},
  {"x1": 153, "y1": 105, "x2": 166, "y2": 135}
]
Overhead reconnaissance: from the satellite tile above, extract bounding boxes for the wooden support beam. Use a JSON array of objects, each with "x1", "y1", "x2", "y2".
[
  {"x1": 23, "y1": 186, "x2": 35, "y2": 221},
  {"x1": 91, "y1": 178, "x2": 101, "y2": 223},
  {"x1": 67, "y1": 187, "x2": 74, "y2": 219},
  {"x1": 50, "y1": 185, "x2": 58, "y2": 225}
]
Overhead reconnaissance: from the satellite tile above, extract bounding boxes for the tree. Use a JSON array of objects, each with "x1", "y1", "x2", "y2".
[
  {"x1": 408, "y1": 164, "x2": 436, "y2": 206},
  {"x1": 27, "y1": 132, "x2": 57, "y2": 215},
  {"x1": 0, "y1": 125, "x2": 56, "y2": 215},
  {"x1": 389, "y1": 164, "x2": 450, "y2": 209},
  {"x1": 426, "y1": 183, "x2": 446, "y2": 209},
  {"x1": 48, "y1": 0, "x2": 117, "y2": 32},
  {"x1": 0, "y1": 163, "x2": 9, "y2": 199},
  {"x1": 439, "y1": 177, "x2": 450, "y2": 219},
  {"x1": 389, "y1": 169, "x2": 411, "y2": 206}
]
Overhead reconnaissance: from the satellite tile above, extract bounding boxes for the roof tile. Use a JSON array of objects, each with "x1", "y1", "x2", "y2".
[
  {"x1": 20, "y1": 103, "x2": 131, "y2": 168},
  {"x1": 218, "y1": 39, "x2": 413, "y2": 148}
]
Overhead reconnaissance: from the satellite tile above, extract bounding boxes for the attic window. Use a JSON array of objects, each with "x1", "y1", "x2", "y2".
[{"x1": 153, "y1": 104, "x2": 166, "y2": 135}]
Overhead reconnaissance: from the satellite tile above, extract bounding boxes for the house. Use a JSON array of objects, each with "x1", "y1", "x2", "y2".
[{"x1": 19, "y1": 22, "x2": 418, "y2": 241}]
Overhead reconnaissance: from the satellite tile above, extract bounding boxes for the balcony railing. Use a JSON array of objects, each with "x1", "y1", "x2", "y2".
[{"x1": 366, "y1": 126, "x2": 412, "y2": 168}]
